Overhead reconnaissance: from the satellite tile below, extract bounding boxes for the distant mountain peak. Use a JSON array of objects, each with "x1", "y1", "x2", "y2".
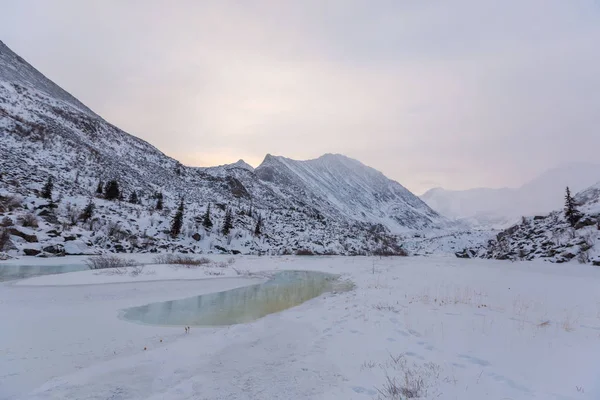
[
  {"x1": 254, "y1": 153, "x2": 447, "y2": 231},
  {"x1": 230, "y1": 159, "x2": 254, "y2": 171}
]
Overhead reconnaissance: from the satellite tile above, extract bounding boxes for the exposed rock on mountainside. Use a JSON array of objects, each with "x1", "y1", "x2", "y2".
[
  {"x1": 0, "y1": 40, "x2": 448, "y2": 256},
  {"x1": 459, "y1": 183, "x2": 600, "y2": 265}
]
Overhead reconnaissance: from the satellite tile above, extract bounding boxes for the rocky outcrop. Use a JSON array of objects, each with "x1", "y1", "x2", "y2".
[{"x1": 461, "y1": 211, "x2": 599, "y2": 264}]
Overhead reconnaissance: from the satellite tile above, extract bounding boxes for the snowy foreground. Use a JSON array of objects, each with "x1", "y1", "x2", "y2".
[{"x1": 1, "y1": 256, "x2": 600, "y2": 400}]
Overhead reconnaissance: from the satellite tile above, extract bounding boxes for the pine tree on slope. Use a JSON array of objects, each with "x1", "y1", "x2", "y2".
[
  {"x1": 564, "y1": 186, "x2": 582, "y2": 227},
  {"x1": 254, "y1": 214, "x2": 262, "y2": 236},
  {"x1": 128, "y1": 191, "x2": 139, "y2": 204},
  {"x1": 80, "y1": 199, "x2": 95, "y2": 222},
  {"x1": 156, "y1": 192, "x2": 164, "y2": 210},
  {"x1": 222, "y1": 208, "x2": 233, "y2": 236},
  {"x1": 41, "y1": 176, "x2": 53, "y2": 199},
  {"x1": 170, "y1": 198, "x2": 184, "y2": 238},
  {"x1": 104, "y1": 180, "x2": 120, "y2": 201},
  {"x1": 203, "y1": 204, "x2": 213, "y2": 229}
]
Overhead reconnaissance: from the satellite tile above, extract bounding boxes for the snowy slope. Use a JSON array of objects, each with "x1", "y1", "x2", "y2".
[
  {"x1": 0, "y1": 40, "x2": 94, "y2": 116},
  {"x1": 255, "y1": 153, "x2": 447, "y2": 232},
  {"x1": 576, "y1": 180, "x2": 600, "y2": 215},
  {"x1": 0, "y1": 41, "x2": 446, "y2": 256},
  {"x1": 422, "y1": 163, "x2": 600, "y2": 228}
]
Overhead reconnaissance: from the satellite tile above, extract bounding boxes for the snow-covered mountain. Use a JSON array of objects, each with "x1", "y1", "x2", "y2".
[
  {"x1": 421, "y1": 163, "x2": 600, "y2": 228},
  {"x1": 254, "y1": 153, "x2": 443, "y2": 232},
  {"x1": 575, "y1": 181, "x2": 600, "y2": 215},
  {"x1": 0, "y1": 40, "x2": 447, "y2": 256}
]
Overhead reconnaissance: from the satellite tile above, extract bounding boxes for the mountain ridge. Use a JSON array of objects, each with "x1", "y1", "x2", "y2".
[{"x1": 0, "y1": 40, "x2": 447, "y2": 256}]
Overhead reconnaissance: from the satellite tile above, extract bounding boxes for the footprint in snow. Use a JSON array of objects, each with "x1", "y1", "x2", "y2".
[
  {"x1": 351, "y1": 386, "x2": 377, "y2": 395},
  {"x1": 581, "y1": 324, "x2": 600, "y2": 331},
  {"x1": 404, "y1": 351, "x2": 425, "y2": 360},
  {"x1": 486, "y1": 372, "x2": 531, "y2": 393},
  {"x1": 458, "y1": 354, "x2": 490, "y2": 367}
]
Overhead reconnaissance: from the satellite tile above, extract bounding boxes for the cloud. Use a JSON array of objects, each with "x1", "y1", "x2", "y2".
[{"x1": 1, "y1": 0, "x2": 599, "y2": 193}]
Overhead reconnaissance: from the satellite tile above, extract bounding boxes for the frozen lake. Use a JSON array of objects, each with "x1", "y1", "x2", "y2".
[
  {"x1": 0, "y1": 263, "x2": 88, "y2": 282},
  {"x1": 121, "y1": 270, "x2": 340, "y2": 326}
]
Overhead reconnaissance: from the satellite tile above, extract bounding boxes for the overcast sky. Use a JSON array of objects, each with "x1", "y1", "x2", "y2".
[{"x1": 1, "y1": 1, "x2": 599, "y2": 194}]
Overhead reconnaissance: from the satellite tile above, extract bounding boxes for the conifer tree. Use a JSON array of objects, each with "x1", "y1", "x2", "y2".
[
  {"x1": 170, "y1": 198, "x2": 184, "y2": 238},
  {"x1": 104, "y1": 180, "x2": 120, "y2": 200},
  {"x1": 254, "y1": 214, "x2": 262, "y2": 236},
  {"x1": 80, "y1": 199, "x2": 95, "y2": 222},
  {"x1": 564, "y1": 186, "x2": 581, "y2": 227},
  {"x1": 222, "y1": 208, "x2": 233, "y2": 236},
  {"x1": 202, "y1": 203, "x2": 213, "y2": 229},
  {"x1": 96, "y1": 180, "x2": 103, "y2": 195},
  {"x1": 128, "y1": 191, "x2": 139, "y2": 204},
  {"x1": 155, "y1": 192, "x2": 164, "y2": 210},
  {"x1": 41, "y1": 176, "x2": 53, "y2": 199}
]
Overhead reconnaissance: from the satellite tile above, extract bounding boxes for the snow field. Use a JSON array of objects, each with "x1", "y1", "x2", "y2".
[{"x1": 1, "y1": 255, "x2": 599, "y2": 399}]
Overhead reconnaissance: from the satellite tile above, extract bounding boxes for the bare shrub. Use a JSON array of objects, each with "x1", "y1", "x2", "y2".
[
  {"x1": 105, "y1": 221, "x2": 128, "y2": 240},
  {"x1": 376, "y1": 355, "x2": 440, "y2": 399},
  {"x1": 65, "y1": 206, "x2": 80, "y2": 226},
  {"x1": 374, "y1": 303, "x2": 401, "y2": 313},
  {"x1": 232, "y1": 267, "x2": 252, "y2": 276},
  {"x1": 562, "y1": 310, "x2": 579, "y2": 332},
  {"x1": 129, "y1": 264, "x2": 145, "y2": 276},
  {"x1": 0, "y1": 216, "x2": 13, "y2": 227},
  {"x1": 537, "y1": 320, "x2": 551, "y2": 328},
  {"x1": 578, "y1": 250, "x2": 590, "y2": 264},
  {"x1": 377, "y1": 374, "x2": 422, "y2": 399},
  {"x1": 214, "y1": 261, "x2": 229, "y2": 268},
  {"x1": 372, "y1": 246, "x2": 408, "y2": 257},
  {"x1": 1, "y1": 195, "x2": 23, "y2": 211},
  {"x1": 0, "y1": 229, "x2": 12, "y2": 251},
  {"x1": 153, "y1": 254, "x2": 211, "y2": 266},
  {"x1": 295, "y1": 248, "x2": 315, "y2": 256},
  {"x1": 86, "y1": 255, "x2": 139, "y2": 270},
  {"x1": 205, "y1": 270, "x2": 225, "y2": 276},
  {"x1": 19, "y1": 212, "x2": 39, "y2": 228},
  {"x1": 360, "y1": 360, "x2": 377, "y2": 370}
]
